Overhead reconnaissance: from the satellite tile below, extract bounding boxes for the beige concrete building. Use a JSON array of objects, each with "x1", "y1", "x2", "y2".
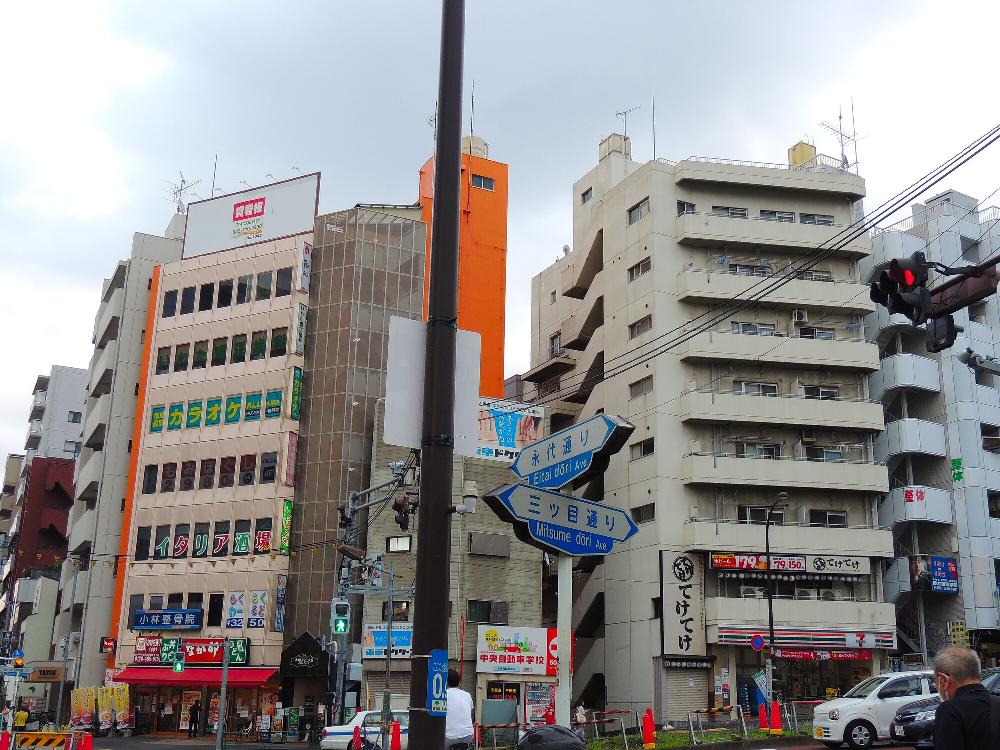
[
  {"x1": 52, "y1": 215, "x2": 183, "y2": 703},
  {"x1": 525, "y1": 135, "x2": 895, "y2": 719},
  {"x1": 113, "y1": 233, "x2": 309, "y2": 733}
]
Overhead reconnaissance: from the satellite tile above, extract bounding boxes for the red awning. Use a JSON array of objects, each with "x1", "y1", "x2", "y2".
[{"x1": 114, "y1": 666, "x2": 277, "y2": 687}]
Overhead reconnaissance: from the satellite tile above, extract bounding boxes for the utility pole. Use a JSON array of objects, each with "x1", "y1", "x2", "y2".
[
  {"x1": 54, "y1": 561, "x2": 79, "y2": 728},
  {"x1": 765, "y1": 492, "x2": 787, "y2": 703},
  {"x1": 380, "y1": 565, "x2": 395, "y2": 749},
  {"x1": 215, "y1": 638, "x2": 229, "y2": 750},
  {"x1": 408, "y1": 1, "x2": 464, "y2": 746}
]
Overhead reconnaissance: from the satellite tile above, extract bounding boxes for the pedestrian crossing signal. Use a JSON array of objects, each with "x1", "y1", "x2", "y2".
[
  {"x1": 332, "y1": 599, "x2": 350, "y2": 635},
  {"x1": 172, "y1": 652, "x2": 185, "y2": 673}
]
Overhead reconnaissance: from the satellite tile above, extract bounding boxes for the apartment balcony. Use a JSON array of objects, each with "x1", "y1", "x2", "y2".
[
  {"x1": 677, "y1": 330, "x2": 880, "y2": 371},
  {"x1": 883, "y1": 557, "x2": 912, "y2": 604},
  {"x1": 874, "y1": 418, "x2": 947, "y2": 465},
  {"x1": 94, "y1": 286, "x2": 123, "y2": 349},
  {"x1": 674, "y1": 212, "x2": 870, "y2": 258},
  {"x1": 684, "y1": 518, "x2": 892, "y2": 559},
  {"x1": 673, "y1": 156, "x2": 867, "y2": 200},
  {"x1": 82, "y1": 393, "x2": 110, "y2": 450},
  {"x1": 705, "y1": 596, "x2": 895, "y2": 635},
  {"x1": 869, "y1": 354, "x2": 940, "y2": 402},
  {"x1": 561, "y1": 229, "x2": 603, "y2": 299},
  {"x1": 60, "y1": 569, "x2": 89, "y2": 611},
  {"x1": 676, "y1": 268, "x2": 874, "y2": 314},
  {"x1": 14, "y1": 578, "x2": 38, "y2": 605},
  {"x1": 561, "y1": 337, "x2": 603, "y2": 404},
  {"x1": 74, "y1": 451, "x2": 100, "y2": 503},
  {"x1": 29, "y1": 391, "x2": 46, "y2": 421},
  {"x1": 561, "y1": 272, "x2": 604, "y2": 350},
  {"x1": 681, "y1": 452, "x2": 888, "y2": 493},
  {"x1": 878, "y1": 485, "x2": 952, "y2": 530},
  {"x1": 24, "y1": 420, "x2": 42, "y2": 450},
  {"x1": 68, "y1": 507, "x2": 95, "y2": 554},
  {"x1": 678, "y1": 390, "x2": 883, "y2": 431},
  {"x1": 88, "y1": 339, "x2": 118, "y2": 398},
  {"x1": 522, "y1": 352, "x2": 576, "y2": 384},
  {"x1": 866, "y1": 306, "x2": 916, "y2": 349}
]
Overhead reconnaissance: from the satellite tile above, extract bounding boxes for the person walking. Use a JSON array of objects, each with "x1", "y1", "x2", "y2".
[
  {"x1": 188, "y1": 699, "x2": 202, "y2": 738},
  {"x1": 445, "y1": 669, "x2": 474, "y2": 749},
  {"x1": 932, "y1": 646, "x2": 1000, "y2": 750}
]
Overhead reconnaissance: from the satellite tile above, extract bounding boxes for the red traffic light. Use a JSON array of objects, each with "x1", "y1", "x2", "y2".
[
  {"x1": 902, "y1": 269, "x2": 915, "y2": 286},
  {"x1": 889, "y1": 252, "x2": 927, "y2": 290}
]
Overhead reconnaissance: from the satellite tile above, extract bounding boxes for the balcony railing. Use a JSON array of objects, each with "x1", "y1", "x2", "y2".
[
  {"x1": 667, "y1": 153, "x2": 855, "y2": 174},
  {"x1": 690, "y1": 516, "x2": 887, "y2": 531}
]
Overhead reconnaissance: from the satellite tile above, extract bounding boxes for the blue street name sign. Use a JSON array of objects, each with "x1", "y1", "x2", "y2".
[
  {"x1": 11, "y1": 650, "x2": 24, "y2": 659},
  {"x1": 3, "y1": 671, "x2": 29, "y2": 679},
  {"x1": 510, "y1": 414, "x2": 633, "y2": 489},
  {"x1": 485, "y1": 484, "x2": 639, "y2": 556},
  {"x1": 427, "y1": 648, "x2": 448, "y2": 716}
]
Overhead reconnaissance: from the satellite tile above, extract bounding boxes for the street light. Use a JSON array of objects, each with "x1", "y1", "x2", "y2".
[{"x1": 765, "y1": 491, "x2": 788, "y2": 704}]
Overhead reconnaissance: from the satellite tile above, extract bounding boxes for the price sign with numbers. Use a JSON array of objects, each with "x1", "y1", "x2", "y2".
[{"x1": 427, "y1": 649, "x2": 448, "y2": 716}]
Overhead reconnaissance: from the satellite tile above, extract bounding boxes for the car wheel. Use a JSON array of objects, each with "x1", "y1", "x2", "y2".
[{"x1": 845, "y1": 719, "x2": 876, "y2": 749}]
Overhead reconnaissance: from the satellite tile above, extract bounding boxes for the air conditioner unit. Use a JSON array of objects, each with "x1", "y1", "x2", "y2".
[
  {"x1": 794, "y1": 588, "x2": 818, "y2": 600},
  {"x1": 792, "y1": 308, "x2": 809, "y2": 324},
  {"x1": 740, "y1": 586, "x2": 766, "y2": 599},
  {"x1": 819, "y1": 589, "x2": 838, "y2": 601},
  {"x1": 801, "y1": 428, "x2": 818, "y2": 444}
]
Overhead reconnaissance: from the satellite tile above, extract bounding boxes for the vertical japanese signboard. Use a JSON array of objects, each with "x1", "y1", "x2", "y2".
[{"x1": 660, "y1": 551, "x2": 706, "y2": 657}]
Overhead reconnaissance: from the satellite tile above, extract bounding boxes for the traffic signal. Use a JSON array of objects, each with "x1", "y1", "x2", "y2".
[
  {"x1": 332, "y1": 599, "x2": 350, "y2": 636},
  {"x1": 926, "y1": 315, "x2": 963, "y2": 353},
  {"x1": 172, "y1": 649, "x2": 185, "y2": 673},
  {"x1": 393, "y1": 496, "x2": 410, "y2": 531},
  {"x1": 12, "y1": 657, "x2": 23, "y2": 669},
  {"x1": 870, "y1": 251, "x2": 933, "y2": 324}
]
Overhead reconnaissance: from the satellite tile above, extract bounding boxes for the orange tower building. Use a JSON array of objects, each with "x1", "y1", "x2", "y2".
[{"x1": 418, "y1": 135, "x2": 508, "y2": 398}]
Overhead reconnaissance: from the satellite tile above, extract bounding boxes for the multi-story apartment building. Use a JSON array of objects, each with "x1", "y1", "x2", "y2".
[
  {"x1": 110, "y1": 177, "x2": 316, "y2": 735},
  {"x1": 866, "y1": 190, "x2": 1000, "y2": 664},
  {"x1": 51, "y1": 216, "x2": 183, "y2": 713},
  {"x1": 0, "y1": 455, "x2": 23, "y2": 544},
  {"x1": 525, "y1": 135, "x2": 895, "y2": 719},
  {"x1": 22, "y1": 366, "x2": 87, "y2": 463}
]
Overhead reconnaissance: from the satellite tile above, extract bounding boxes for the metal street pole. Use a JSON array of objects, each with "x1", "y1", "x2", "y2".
[
  {"x1": 381, "y1": 566, "x2": 394, "y2": 748},
  {"x1": 555, "y1": 555, "x2": 572, "y2": 726},
  {"x1": 408, "y1": 1, "x2": 464, "y2": 748},
  {"x1": 765, "y1": 492, "x2": 787, "y2": 704},
  {"x1": 54, "y1": 562, "x2": 78, "y2": 728},
  {"x1": 215, "y1": 638, "x2": 229, "y2": 750}
]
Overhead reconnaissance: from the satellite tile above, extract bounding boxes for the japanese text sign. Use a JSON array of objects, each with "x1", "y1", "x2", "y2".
[
  {"x1": 475, "y1": 625, "x2": 562, "y2": 675},
  {"x1": 131, "y1": 609, "x2": 203, "y2": 631},
  {"x1": 661, "y1": 551, "x2": 706, "y2": 658}
]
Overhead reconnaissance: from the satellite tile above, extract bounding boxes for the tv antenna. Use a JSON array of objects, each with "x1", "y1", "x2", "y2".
[
  {"x1": 616, "y1": 106, "x2": 641, "y2": 142},
  {"x1": 165, "y1": 171, "x2": 202, "y2": 214},
  {"x1": 820, "y1": 102, "x2": 859, "y2": 172}
]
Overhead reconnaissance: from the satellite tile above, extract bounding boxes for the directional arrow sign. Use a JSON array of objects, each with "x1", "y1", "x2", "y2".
[
  {"x1": 510, "y1": 414, "x2": 634, "y2": 489},
  {"x1": 485, "y1": 484, "x2": 639, "y2": 556}
]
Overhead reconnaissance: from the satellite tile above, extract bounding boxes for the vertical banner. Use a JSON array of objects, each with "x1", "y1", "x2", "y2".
[
  {"x1": 114, "y1": 684, "x2": 131, "y2": 730},
  {"x1": 293, "y1": 303, "x2": 307, "y2": 355},
  {"x1": 82, "y1": 687, "x2": 96, "y2": 727},
  {"x1": 97, "y1": 687, "x2": 114, "y2": 731},
  {"x1": 70, "y1": 689, "x2": 82, "y2": 728},
  {"x1": 275, "y1": 574, "x2": 287, "y2": 632},
  {"x1": 227, "y1": 592, "x2": 246, "y2": 628},
  {"x1": 288, "y1": 366, "x2": 302, "y2": 420},
  {"x1": 208, "y1": 692, "x2": 220, "y2": 730},
  {"x1": 282, "y1": 432, "x2": 298, "y2": 487},
  {"x1": 249, "y1": 591, "x2": 268, "y2": 628},
  {"x1": 660, "y1": 551, "x2": 707, "y2": 657},
  {"x1": 279, "y1": 500, "x2": 293, "y2": 554},
  {"x1": 298, "y1": 242, "x2": 312, "y2": 293}
]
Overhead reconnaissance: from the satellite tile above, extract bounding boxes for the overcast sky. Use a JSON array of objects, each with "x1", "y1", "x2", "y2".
[{"x1": 3, "y1": 1, "x2": 1000, "y2": 458}]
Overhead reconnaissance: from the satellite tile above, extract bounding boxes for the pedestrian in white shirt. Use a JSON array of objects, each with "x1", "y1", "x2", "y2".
[{"x1": 445, "y1": 669, "x2": 475, "y2": 748}]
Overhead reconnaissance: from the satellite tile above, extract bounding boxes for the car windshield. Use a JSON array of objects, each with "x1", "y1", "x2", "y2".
[
  {"x1": 844, "y1": 675, "x2": 891, "y2": 697},
  {"x1": 985, "y1": 672, "x2": 1000, "y2": 693}
]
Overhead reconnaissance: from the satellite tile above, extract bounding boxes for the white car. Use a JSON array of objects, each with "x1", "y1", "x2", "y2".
[
  {"x1": 812, "y1": 670, "x2": 935, "y2": 748},
  {"x1": 320, "y1": 710, "x2": 409, "y2": 749}
]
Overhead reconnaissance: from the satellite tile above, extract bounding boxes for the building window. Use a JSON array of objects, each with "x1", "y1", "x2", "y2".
[
  {"x1": 173, "y1": 523, "x2": 190, "y2": 558},
  {"x1": 160, "y1": 463, "x2": 177, "y2": 492},
  {"x1": 233, "y1": 519, "x2": 252, "y2": 555},
  {"x1": 192, "y1": 340, "x2": 209, "y2": 370},
  {"x1": 219, "y1": 456, "x2": 236, "y2": 488},
  {"x1": 467, "y1": 600, "x2": 509, "y2": 624},
  {"x1": 217, "y1": 279, "x2": 233, "y2": 308},
  {"x1": 627, "y1": 257, "x2": 651, "y2": 282},
  {"x1": 63, "y1": 440, "x2": 81, "y2": 455},
  {"x1": 199, "y1": 459, "x2": 216, "y2": 490},
  {"x1": 628, "y1": 315, "x2": 652, "y2": 339},
  {"x1": 731, "y1": 321, "x2": 775, "y2": 336},
  {"x1": 155, "y1": 347, "x2": 171, "y2": 375},
  {"x1": 67, "y1": 411, "x2": 82, "y2": 423},
  {"x1": 135, "y1": 526, "x2": 151, "y2": 561},
  {"x1": 738, "y1": 443, "x2": 781, "y2": 460},
  {"x1": 260, "y1": 451, "x2": 278, "y2": 484},
  {"x1": 630, "y1": 438, "x2": 655, "y2": 460},
  {"x1": 472, "y1": 174, "x2": 495, "y2": 191},
  {"x1": 256, "y1": 271, "x2": 273, "y2": 301},
  {"x1": 250, "y1": 331, "x2": 268, "y2": 361},
  {"x1": 795, "y1": 269, "x2": 833, "y2": 282},
  {"x1": 803, "y1": 384, "x2": 839, "y2": 400},
  {"x1": 733, "y1": 381, "x2": 778, "y2": 397},
  {"x1": 760, "y1": 209, "x2": 795, "y2": 223},
  {"x1": 193, "y1": 522, "x2": 210, "y2": 558},
  {"x1": 629, "y1": 375, "x2": 653, "y2": 399},
  {"x1": 212, "y1": 521, "x2": 230, "y2": 557},
  {"x1": 382, "y1": 600, "x2": 410, "y2": 622},
  {"x1": 141, "y1": 465, "x2": 158, "y2": 494},
  {"x1": 806, "y1": 446, "x2": 844, "y2": 462},
  {"x1": 231, "y1": 334, "x2": 247, "y2": 363},
  {"x1": 387, "y1": 536, "x2": 411, "y2": 553},
  {"x1": 128, "y1": 595, "x2": 144, "y2": 627},
  {"x1": 239, "y1": 455, "x2": 257, "y2": 486},
  {"x1": 271, "y1": 327, "x2": 288, "y2": 357},
  {"x1": 179, "y1": 461, "x2": 197, "y2": 491},
  {"x1": 549, "y1": 290, "x2": 556, "y2": 305},
  {"x1": 738, "y1": 506, "x2": 784, "y2": 525},
  {"x1": 166, "y1": 592, "x2": 184, "y2": 610},
  {"x1": 207, "y1": 593, "x2": 225, "y2": 626},
  {"x1": 180, "y1": 286, "x2": 196, "y2": 315},
  {"x1": 549, "y1": 333, "x2": 563, "y2": 358},
  {"x1": 729, "y1": 264, "x2": 771, "y2": 278},
  {"x1": 800, "y1": 213, "x2": 834, "y2": 226},
  {"x1": 187, "y1": 592, "x2": 204, "y2": 611},
  {"x1": 631, "y1": 503, "x2": 655, "y2": 524},
  {"x1": 275, "y1": 267, "x2": 293, "y2": 297},
  {"x1": 799, "y1": 327, "x2": 835, "y2": 340},
  {"x1": 198, "y1": 283, "x2": 215, "y2": 311},
  {"x1": 711, "y1": 205, "x2": 748, "y2": 219},
  {"x1": 581, "y1": 187, "x2": 593, "y2": 204},
  {"x1": 162, "y1": 290, "x2": 178, "y2": 318},
  {"x1": 148, "y1": 595, "x2": 163, "y2": 611},
  {"x1": 173, "y1": 343, "x2": 190, "y2": 372},
  {"x1": 627, "y1": 198, "x2": 650, "y2": 226},
  {"x1": 153, "y1": 524, "x2": 171, "y2": 559},
  {"x1": 677, "y1": 201, "x2": 695, "y2": 216},
  {"x1": 236, "y1": 274, "x2": 252, "y2": 304},
  {"x1": 809, "y1": 510, "x2": 848, "y2": 528},
  {"x1": 211, "y1": 338, "x2": 228, "y2": 367}
]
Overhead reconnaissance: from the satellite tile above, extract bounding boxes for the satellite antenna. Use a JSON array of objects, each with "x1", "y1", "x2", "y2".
[
  {"x1": 616, "y1": 105, "x2": 641, "y2": 143},
  {"x1": 165, "y1": 171, "x2": 202, "y2": 214},
  {"x1": 820, "y1": 104, "x2": 860, "y2": 172}
]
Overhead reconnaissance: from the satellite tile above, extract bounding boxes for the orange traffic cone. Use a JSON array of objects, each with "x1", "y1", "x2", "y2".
[
  {"x1": 769, "y1": 700, "x2": 782, "y2": 736},
  {"x1": 81, "y1": 733, "x2": 94, "y2": 750},
  {"x1": 352, "y1": 725, "x2": 363, "y2": 749},
  {"x1": 641, "y1": 708, "x2": 656, "y2": 749},
  {"x1": 0, "y1": 730, "x2": 9, "y2": 750},
  {"x1": 758, "y1": 702, "x2": 768, "y2": 731},
  {"x1": 390, "y1": 720, "x2": 402, "y2": 750}
]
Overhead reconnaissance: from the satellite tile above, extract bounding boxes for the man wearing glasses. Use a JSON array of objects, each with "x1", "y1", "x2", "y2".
[{"x1": 932, "y1": 646, "x2": 1000, "y2": 750}]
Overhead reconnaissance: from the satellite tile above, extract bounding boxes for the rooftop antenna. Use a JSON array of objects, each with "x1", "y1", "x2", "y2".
[
  {"x1": 165, "y1": 171, "x2": 202, "y2": 214},
  {"x1": 291, "y1": 166, "x2": 303, "y2": 175},
  {"x1": 428, "y1": 103, "x2": 438, "y2": 149},
  {"x1": 651, "y1": 94, "x2": 656, "y2": 161},
  {"x1": 616, "y1": 105, "x2": 640, "y2": 144},
  {"x1": 211, "y1": 154, "x2": 218, "y2": 195},
  {"x1": 240, "y1": 180, "x2": 252, "y2": 189},
  {"x1": 820, "y1": 105, "x2": 859, "y2": 172},
  {"x1": 266, "y1": 173, "x2": 276, "y2": 180}
]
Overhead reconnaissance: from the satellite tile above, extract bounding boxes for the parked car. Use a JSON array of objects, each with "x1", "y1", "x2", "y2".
[
  {"x1": 321, "y1": 710, "x2": 409, "y2": 750},
  {"x1": 813, "y1": 670, "x2": 935, "y2": 748},
  {"x1": 889, "y1": 669, "x2": 1000, "y2": 749}
]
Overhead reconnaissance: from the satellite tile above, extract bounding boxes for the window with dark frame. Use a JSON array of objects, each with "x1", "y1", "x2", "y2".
[
  {"x1": 275, "y1": 267, "x2": 293, "y2": 297},
  {"x1": 217, "y1": 279, "x2": 233, "y2": 307},
  {"x1": 472, "y1": 174, "x2": 495, "y2": 191},
  {"x1": 199, "y1": 458, "x2": 216, "y2": 490},
  {"x1": 239, "y1": 454, "x2": 257, "y2": 486},
  {"x1": 198, "y1": 283, "x2": 215, "y2": 311},
  {"x1": 270, "y1": 327, "x2": 288, "y2": 357},
  {"x1": 192, "y1": 340, "x2": 208, "y2": 369},
  {"x1": 260, "y1": 452, "x2": 278, "y2": 484},
  {"x1": 166, "y1": 593, "x2": 184, "y2": 610},
  {"x1": 159, "y1": 463, "x2": 177, "y2": 492},
  {"x1": 135, "y1": 526, "x2": 152, "y2": 560},
  {"x1": 231, "y1": 334, "x2": 247, "y2": 363},
  {"x1": 211, "y1": 337, "x2": 228, "y2": 366},
  {"x1": 219, "y1": 456, "x2": 236, "y2": 488},
  {"x1": 173, "y1": 523, "x2": 190, "y2": 558},
  {"x1": 627, "y1": 257, "x2": 651, "y2": 282},
  {"x1": 187, "y1": 592, "x2": 204, "y2": 612},
  {"x1": 173, "y1": 344, "x2": 190, "y2": 372},
  {"x1": 250, "y1": 330, "x2": 267, "y2": 360},
  {"x1": 581, "y1": 187, "x2": 593, "y2": 204},
  {"x1": 631, "y1": 503, "x2": 655, "y2": 523},
  {"x1": 207, "y1": 593, "x2": 225, "y2": 626},
  {"x1": 193, "y1": 522, "x2": 210, "y2": 558},
  {"x1": 627, "y1": 197, "x2": 650, "y2": 225},
  {"x1": 212, "y1": 521, "x2": 231, "y2": 557},
  {"x1": 148, "y1": 595, "x2": 163, "y2": 611},
  {"x1": 128, "y1": 595, "x2": 144, "y2": 627},
  {"x1": 256, "y1": 271, "x2": 273, "y2": 301},
  {"x1": 141, "y1": 465, "x2": 158, "y2": 494},
  {"x1": 629, "y1": 438, "x2": 655, "y2": 460},
  {"x1": 382, "y1": 601, "x2": 410, "y2": 622},
  {"x1": 153, "y1": 524, "x2": 171, "y2": 559},
  {"x1": 179, "y1": 286, "x2": 196, "y2": 314},
  {"x1": 179, "y1": 460, "x2": 197, "y2": 491},
  {"x1": 467, "y1": 600, "x2": 508, "y2": 624},
  {"x1": 254, "y1": 518, "x2": 273, "y2": 553},
  {"x1": 162, "y1": 290, "x2": 177, "y2": 317},
  {"x1": 233, "y1": 519, "x2": 252, "y2": 555},
  {"x1": 236, "y1": 274, "x2": 252, "y2": 304},
  {"x1": 738, "y1": 506, "x2": 784, "y2": 525},
  {"x1": 677, "y1": 200, "x2": 696, "y2": 216},
  {"x1": 155, "y1": 347, "x2": 171, "y2": 375}
]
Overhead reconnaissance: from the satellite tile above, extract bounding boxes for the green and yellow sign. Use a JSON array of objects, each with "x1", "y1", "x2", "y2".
[
  {"x1": 205, "y1": 398, "x2": 222, "y2": 427},
  {"x1": 150, "y1": 406, "x2": 165, "y2": 433},
  {"x1": 225, "y1": 396, "x2": 242, "y2": 424},
  {"x1": 265, "y1": 390, "x2": 282, "y2": 419},
  {"x1": 167, "y1": 404, "x2": 184, "y2": 431},
  {"x1": 280, "y1": 499, "x2": 293, "y2": 555},
  {"x1": 186, "y1": 400, "x2": 203, "y2": 429},
  {"x1": 289, "y1": 366, "x2": 302, "y2": 420},
  {"x1": 245, "y1": 392, "x2": 262, "y2": 422}
]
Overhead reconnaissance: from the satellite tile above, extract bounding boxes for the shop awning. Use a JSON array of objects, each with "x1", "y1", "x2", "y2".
[{"x1": 114, "y1": 666, "x2": 277, "y2": 687}]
